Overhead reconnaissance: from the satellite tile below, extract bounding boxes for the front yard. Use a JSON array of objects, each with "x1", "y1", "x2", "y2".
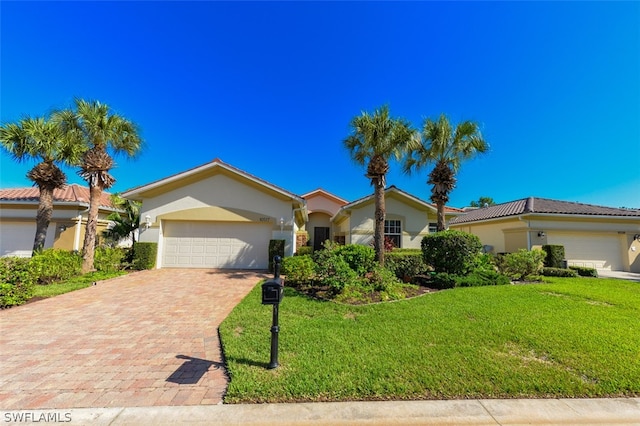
[{"x1": 219, "y1": 277, "x2": 640, "y2": 403}]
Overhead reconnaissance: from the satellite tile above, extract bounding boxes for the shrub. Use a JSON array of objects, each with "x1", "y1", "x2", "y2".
[
  {"x1": 421, "y1": 230, "x2": 482, "y2": 275},
  {"x1": 132, "y1": 242, "x2": 157, "y2": 270},
  {"x1": 334, "y1": 244, "x2": 375, "y2": 275},
  {"x1": 542, "y1": 245, "x2": 565, "y2": 268},
  {"x1": 365, "y1": 265, "x2": 401, "y2": 292},
  {"x1": 296, "y1": 246, "x2": 313, "y2": 256},
  {"x1": 385, "y1": 250, "x2": 429, "y2": 282},
  {"x1": 570, "y1": 266, "x2": 599, "y2": 277},
  {"x1": 315, "y1": 254, "x2": 358, "y2": 293},
  {"x1": 541, "y1": 267, "x2": 578, "y2": 278},
  {"x1": 269, "y1": 240, "x2": 285, "y2": 272},
  {"x1": 429, "y1": 272, "x2": 458, "y2": 290},
  {"x1": 497, "y1": 249, "x2": 546, "y2": 281},
  {"x1": 282, "y1": 255, "x2": 315, "y2": 284},
  {"x1": 29, "y1": 249, "x2": 82, "y2": 285},
  {"x1": 94, "y1": 246, "x2": 127, "y2": 272},
  {"x1": 455, "y1": 270, "x2": 511, "y2": 287},
  {"x1": 0, "y1": 257, "x2": 36, "y2": 308}
]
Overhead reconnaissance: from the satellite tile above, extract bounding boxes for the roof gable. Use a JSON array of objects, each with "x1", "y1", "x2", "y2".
[
  {"x1": 301, "y1": 188, "x2": 348, "y2": 205},
  {"x1": 450, "y1": 197, "x2": 640, "y2": 224},
  {"x1": 122, "y1": 158, "x2": 304, "y2": 204}
]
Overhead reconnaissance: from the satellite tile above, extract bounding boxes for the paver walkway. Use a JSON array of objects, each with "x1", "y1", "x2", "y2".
[{"x1": 0, "y1": 269, "x2": 267, "y2": 410}]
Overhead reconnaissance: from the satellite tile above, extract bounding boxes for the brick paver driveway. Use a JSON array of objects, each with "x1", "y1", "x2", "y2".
[{"x1": 0, "y1": 269, "x2": 268, "y2": 409}]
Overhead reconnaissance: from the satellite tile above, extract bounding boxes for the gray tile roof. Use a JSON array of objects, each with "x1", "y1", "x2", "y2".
[{"x1": 449, "y1": 197, "x2": 640, "y2": 224}]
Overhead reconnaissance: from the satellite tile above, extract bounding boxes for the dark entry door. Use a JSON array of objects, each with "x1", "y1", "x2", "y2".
[{"x1": 313, "y1": 227, "x2": 330, "y2": 251}]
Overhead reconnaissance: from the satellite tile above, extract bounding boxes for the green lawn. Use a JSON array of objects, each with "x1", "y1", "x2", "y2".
[
  {"x1": 31, "y1": 271, "x2": 126, "y2": 299},
  {"x1": 219, "y1": 277, "x2": 640, "y2": 403}
]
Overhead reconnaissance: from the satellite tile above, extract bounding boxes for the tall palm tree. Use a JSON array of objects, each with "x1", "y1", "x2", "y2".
[
  {"x1": 404, "y1": 114, "x2": 488, "y2": 231},
  {"x1": 344, "y1": 105, "x2": 415, "y2": 265},
  {"x1": 0, "y1": 116, "x2": 85, "y2": 254},
  {"x1": 55, "y1": 99, "x2": 143, "y2": 273}
]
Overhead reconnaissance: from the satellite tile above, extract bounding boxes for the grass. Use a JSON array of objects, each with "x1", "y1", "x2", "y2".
[
  {"x1": 219, "y1": 277, "x2": 640, "y2": 403},
  {"x1": 31, "y1": 271, "x2": 127, "y2": 299}
]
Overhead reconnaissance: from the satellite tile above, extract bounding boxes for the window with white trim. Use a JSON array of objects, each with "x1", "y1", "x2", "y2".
[{"x1": 384, "y1": 219, "x2": 402, "y2": 248}]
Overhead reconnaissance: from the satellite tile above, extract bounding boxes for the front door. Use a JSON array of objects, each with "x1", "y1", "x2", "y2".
[{"x1": 313, "y1": 227, "x2": 330, "y2": 251}]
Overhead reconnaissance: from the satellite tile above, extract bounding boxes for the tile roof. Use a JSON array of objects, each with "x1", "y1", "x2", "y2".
[
  {"x1": 0, "y1": 184, "x2": 115, "y2": 209},
  {"x1": 450, "y1": 197, "x2": 640, "y2": 224}
]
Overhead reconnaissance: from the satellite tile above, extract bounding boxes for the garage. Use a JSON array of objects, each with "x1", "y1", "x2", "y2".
[
  {"x1": 162, "y1": 221, "x2": 272, "y2": 269},
  {"x1": 548, "y1": 232, "x2": 624, "y2": 271},
  {"x1": 0, "y1": 222, "x2": 36, "y2": 257}
]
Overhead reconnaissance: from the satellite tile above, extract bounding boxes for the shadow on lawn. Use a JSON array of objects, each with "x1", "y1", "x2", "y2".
[
  {"x1": 225, "y1": 356, "x2": 270, "y2": 369},
  {"x1": 166, "y1": 355, "x2": 223, "y2": 385}
]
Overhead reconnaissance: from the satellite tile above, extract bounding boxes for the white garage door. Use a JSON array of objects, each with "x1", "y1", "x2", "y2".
[
  {"x1": 162, "y1": 221, "x2": 271, "y2": 269},
  {"x1": 548, "y1": 232, "x2": 623, "y2": 271},
  {"x1": 0, "y1": 222, "x2": 35, "y2": 257}
]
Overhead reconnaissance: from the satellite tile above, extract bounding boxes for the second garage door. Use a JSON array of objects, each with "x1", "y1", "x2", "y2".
[
  {"x1": 162, "y1": 221, "x2": 272, "y2": 269},
  {"x1": 548, "y1": 232, "x2": 623, "y2": 271}
]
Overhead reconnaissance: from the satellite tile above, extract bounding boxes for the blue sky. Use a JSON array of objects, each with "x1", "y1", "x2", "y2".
[{"x1": 1, "y1": 1, "x2": 639, "y2": 208}]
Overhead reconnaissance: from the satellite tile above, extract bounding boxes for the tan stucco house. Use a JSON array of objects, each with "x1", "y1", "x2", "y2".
[
  {"x1": 301, "y1": 188, "x2": 348, "y2": 251},
  {"x1": 450, "y1": 197, "x2": 640, "y2": 272},
  {"x1": 0, "y1": 184, "x2": 117, "y2": 257},
  {"x1": 121, "y1": 159, "x2": 307, "y2": 269},
  {"x1": 331, "y1": 186, "x2": 463, "y2": 250}
]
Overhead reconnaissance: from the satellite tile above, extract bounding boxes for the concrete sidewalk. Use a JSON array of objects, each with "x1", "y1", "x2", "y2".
[{"x1": 3, "y1": 398, "x2": 640, "y2": 425}]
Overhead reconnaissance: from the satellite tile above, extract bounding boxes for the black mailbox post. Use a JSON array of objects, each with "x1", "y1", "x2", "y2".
[{"x1": 262, "y1": 255, "x2": 283, "y2": 369}]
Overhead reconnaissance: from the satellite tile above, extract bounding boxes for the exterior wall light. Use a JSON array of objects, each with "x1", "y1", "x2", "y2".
[
  {"x1": 59, "y1": 225, "x2": 67, "y2": 232},
  {"x1": 279, "y1": 217, "x2": 284, "y2": 232},
  {"x1": 144, "y1": 215, "x2": 152, "y2": 229},
  {"x1": 537, "y1": 231, "x2": 546, "y2": 238}
]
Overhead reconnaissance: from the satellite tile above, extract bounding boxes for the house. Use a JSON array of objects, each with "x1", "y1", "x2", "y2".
[
  {"x1": 331, "y1": 186, "x2": 464, "y2": 250},
  {"x1": 301, "y1": 188, "x2": 348, "y2": 251},
  {"x1": 449, "y1": 197, "x2": 640, "y2": 272},
  {"x1": 121, "y1": 159, "x2": 307, "y2": 269},
  {"x1": 0, "y1": 184, "x2": 117, "y2": 257}
]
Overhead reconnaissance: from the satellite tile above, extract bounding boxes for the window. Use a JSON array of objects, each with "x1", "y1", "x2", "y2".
[
  {"x1": 429, "y1": 223, "x2": 438, "y2": 233},
  {"x1": 384, "y1": 219, "x2": 402, "y2": 248}
]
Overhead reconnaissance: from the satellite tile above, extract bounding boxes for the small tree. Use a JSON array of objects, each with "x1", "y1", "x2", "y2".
[
  {"x1": 102, "y1": 194, "x2": 141, "y2": 247},
  {"x1": 469, "y1": 196, "x2": 496, "y2": 208},
  {"x1": 421, "y1": 230, "x2": 482, "y2": 275}
]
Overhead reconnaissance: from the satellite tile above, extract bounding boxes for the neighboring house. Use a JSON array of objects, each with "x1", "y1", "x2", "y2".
[
  {"x1": 301, "y1": 188, "x2": 348, "y2": 251},
  {"x1": 0, "y1": 184, "x2": 117, "y2": 257},
  {"x1": 121, "y1": 159, "x2": 307, "y2": 270},
  {"x1": 331, "y1": 186, "x2": 464, "y2": 250},
  {"x1": 449, "y1": 197, "x2": 640, "y2": 273}
]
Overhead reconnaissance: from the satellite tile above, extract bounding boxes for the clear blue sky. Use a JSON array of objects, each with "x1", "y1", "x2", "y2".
[{"x1": 2, "y1": 1, "x2": 639, "y2": 208}]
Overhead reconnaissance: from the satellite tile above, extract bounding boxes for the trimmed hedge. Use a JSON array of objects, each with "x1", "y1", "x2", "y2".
[
  {"x1": 29, "y1": 249, "x2": 82, "y2": 285},
  {"x1": 281, "y1": 255, "x2": 315, "y2": 284},
  {"x1": 296, "y1": 246, "x2": 313, "y2": 256},
  {"x1": 0, "y1": 257, "x2": 35, "y2": 308},
  {"x1": 385, "y1": 250, "x2": 429, "y2": 282},
  {"x1": 269, "y1": 240, "x2": 285, "y2": 272},
  {"x1": 541, "y1": 267, "x2": 578, "y2": 278},
  {"x1": 570, "y1": 266, "x2": 598, "y2": 277},
  {"x1": 133, "y1": 242, "x2": 157, "y2": 270},
  {"x1": 421, "y1": 230, "x2": 482, "y2": 275}
]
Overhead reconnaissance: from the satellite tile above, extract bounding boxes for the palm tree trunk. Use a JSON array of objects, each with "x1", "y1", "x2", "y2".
[
  {"x1": 373, "y1": 177, "x2": 386, "y2": 266},
  {"x1": 81, "y1": 184, "x2": 102, "y2": 273},
  {"x1": 437, "y1": 202, "x2": 446, "y2": 232},
  {"x1": 33, "y1": 186, "x2": 54, "y2": 254}
]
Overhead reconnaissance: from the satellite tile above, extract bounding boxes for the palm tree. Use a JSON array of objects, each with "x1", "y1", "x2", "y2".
[
  {"x1": 102, "y1": 194, "x2": 141, "y2": 247},
  {"x1": 344, "y1": 105, "x2": 415, "y2": 265},
  {"x1": 0, "y1": 116, "x2": 85, "y2": 254},
  {"x1": 55, "y1": 99, "x2": 143, "y2": 273},
  {"x1": 404, "y1": 114, "x2": 488, "y2": 231}
]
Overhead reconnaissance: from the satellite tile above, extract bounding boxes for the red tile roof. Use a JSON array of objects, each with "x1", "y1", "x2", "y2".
[
  {"x1": 0, "y1": 184, "x2": 115, "y2": 209},
  {"x1": 450, "y1": 197, "x2": 640, "y2": 224}
]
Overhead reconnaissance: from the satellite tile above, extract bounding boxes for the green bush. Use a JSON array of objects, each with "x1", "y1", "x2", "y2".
[
  {"x1": 296, "y1": 246, "x2": 313, "y2": 256},
  {"x1": 269, "y1": 240, "x2": 285, "y2": 272},
  {"x1": 282, "y1": 255, "x2": 315, "y2": 284},
  {"x1": 455, "y1": 270, "x2": 511, "y2": 287},
  {"x1": 334, "y1": 244, "x2": 375, "y2": 275},
  {"x1": 421, "y1": 230, "x2": 482, "y2": 275},
  {"x1": 497, "y1": 249, "x2": 546, "y2": 281},
  {"x1": 542, "y1": 245, "x2": 566, "y2": 268},
  {"x1": 29, "y1": 249, "x2": 82, "y2": 285},
  {"x1": 365, "y1": 265, "x2": 401, "y2": 292},
  {"x1": 385, "y1": 250, "x2": 429, "y2": 282},
  {"x1": 315, "y1": 254, "x2": 358, "y2": 293},
  {"x1": 570, "y1": 266, "x2": 599, "y2": 277},
  {"x1": 429, "y1": 272, "x2": 458, "y2": 290},
  {"x1": 0, "y1": 257, "x2": 36, "y2": 308},
  {"x1": 132, "y1": 242, "x2": 157, "y2": 270},
  {"x1": 94, "y1": 246, "x2": 127, "y2": 272},
  {"x1": 542, "y1": 267, "x2": 578, "y2": 278}
]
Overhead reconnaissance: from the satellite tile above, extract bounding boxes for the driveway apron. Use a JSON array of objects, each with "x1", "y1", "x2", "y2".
[{"x1": 0, "y1": 269, "x2": 267, "y2": 410}]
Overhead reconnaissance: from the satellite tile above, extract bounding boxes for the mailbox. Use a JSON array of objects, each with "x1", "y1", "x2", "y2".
[{"x1": 261, "y1": 277, "x2": 284, "y2": 305}]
